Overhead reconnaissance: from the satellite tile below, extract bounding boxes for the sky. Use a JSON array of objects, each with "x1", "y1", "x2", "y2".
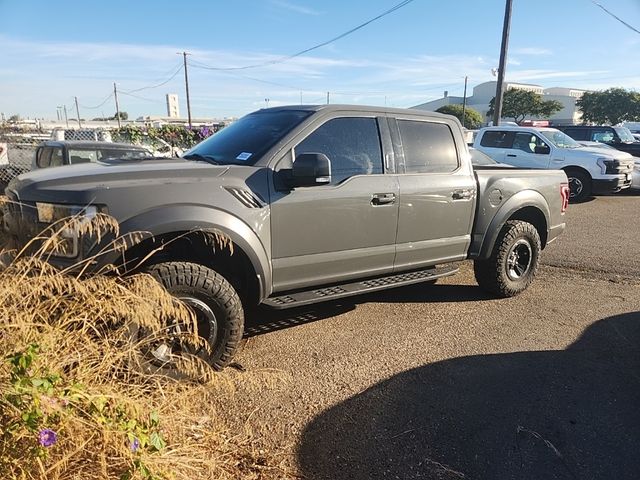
[{"x1": 1, "y1": 0, "x2": 639, "y2": 121}]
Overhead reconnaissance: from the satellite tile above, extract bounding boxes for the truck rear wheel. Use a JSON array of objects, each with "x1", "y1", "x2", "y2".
[
  {"x1": 141, "y1": 261, "x2": 244, "y2": 372},
  {"x1": 565, "y1": 169, "x2": 591, "y2": 203},
  {"x1": 474, "y1": 220, "x2": 541, "y2": 298}
]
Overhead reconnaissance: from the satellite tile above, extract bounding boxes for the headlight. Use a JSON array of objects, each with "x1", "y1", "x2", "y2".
[
  {"x1": 36, "y1": 203, "x2": 99, "y2": 224},
  {"x1": 634, "y1": 163, "x2": 640, "y2": 172},
  {"x1": 34, "y1": 203, "x2": 104, "y2": 258},
  {"x1": 596, "y1": 157, "x2": 622, "y2": 175}
]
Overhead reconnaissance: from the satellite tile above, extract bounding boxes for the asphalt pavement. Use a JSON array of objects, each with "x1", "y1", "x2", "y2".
[{"x1": 229, "y1": 192, "x2": 640, "y2": 480}]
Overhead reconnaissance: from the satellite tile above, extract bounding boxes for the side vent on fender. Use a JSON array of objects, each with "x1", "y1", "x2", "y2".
[{"x1": 224, "y1": 187, "x2": 266, "y2": 209}]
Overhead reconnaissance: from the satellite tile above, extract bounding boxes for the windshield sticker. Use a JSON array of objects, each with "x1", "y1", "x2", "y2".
[{"x1": 236, "y1": 152, "x2": 253, "y2": 161}]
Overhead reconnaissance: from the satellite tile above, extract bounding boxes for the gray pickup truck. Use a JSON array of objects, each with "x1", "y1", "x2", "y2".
[{"x1": 5, "y1": 105, "x2": 569, "y2": 369}]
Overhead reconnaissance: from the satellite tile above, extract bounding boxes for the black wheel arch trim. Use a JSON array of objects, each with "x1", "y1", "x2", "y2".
[{"x1": 473, "y1": 190, "x2": 550, "y2": 260}]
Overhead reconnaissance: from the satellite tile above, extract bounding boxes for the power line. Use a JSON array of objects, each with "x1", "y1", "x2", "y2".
[
  {"x1": 591, "y1": 1, "x2": 640, "y2": 35},
  {"x1": 79, "y1": 93, "x2": 114, "y2": 109},
  {"x1": 119, "y1": 91, "x2": 165, "y2": 104},
  {"x1": 192, "y1": 0, "x2": 415, "y2": 71},
  {"x1": 122, "y1": 63, "x2": 184, "y2": 94}
]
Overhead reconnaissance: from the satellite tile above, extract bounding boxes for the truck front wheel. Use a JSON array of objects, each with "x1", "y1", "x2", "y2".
[
  {"x1": 143, "y1": 261, "x2": 244, "y2": 371},
  {"x1": 565, "y1": 169, "x2": 591, "y2": 203},
  {"x1": 474, "y1": 220, "x2": 541, "y2": 298}
]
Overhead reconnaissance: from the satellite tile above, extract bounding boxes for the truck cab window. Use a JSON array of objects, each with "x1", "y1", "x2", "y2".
[
  {"x1": 295, "y1": 117, "x2": 383, "y2": 184},
  {"x1": 512, "y1": 133, "x2": 548, "y2": 154},
  {"x1": 479, "y1": 130, "x2": 515, "y2": 148},
  {"x1": 398, "y1": 120, "x2": 458, "y2": 173}
]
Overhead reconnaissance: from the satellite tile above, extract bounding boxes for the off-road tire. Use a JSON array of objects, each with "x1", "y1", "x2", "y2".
[
  {"x1": 565, "y1": 168, "x2": 591, "y2": 203},
  {"x1": 144, "y1": 261, "x2": 244, "y2": 371},
  {"x1": 474, "y1": 220, "x2": 541, "y2": 298}
]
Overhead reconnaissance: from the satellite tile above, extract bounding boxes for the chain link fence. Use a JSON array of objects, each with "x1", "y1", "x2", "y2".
[
  {"x1": 0, "y1": 137, "x2": 39, "y2": 190},
  {"x1": 0, "y1": 123, "x2": 226, "y2": 191}
]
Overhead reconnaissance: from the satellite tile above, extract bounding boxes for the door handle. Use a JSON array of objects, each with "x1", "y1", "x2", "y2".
[
  {"x1": 371, "y1": 193, "x2": 396, "y2": 205},
  {"x1": 452, "y1": 189, "x2": 473, "y2": 200},
  {"x1": 506, "y1": 154, "x2": 517, "y2": 157}
]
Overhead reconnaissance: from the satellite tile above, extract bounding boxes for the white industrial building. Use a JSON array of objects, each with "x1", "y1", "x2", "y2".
[
  {"x1": 411, "y1": 81, "x2": 587, "y2": 125},
  {"x1": 165, "y1": 93, "x2": 180, "y2": 119}
]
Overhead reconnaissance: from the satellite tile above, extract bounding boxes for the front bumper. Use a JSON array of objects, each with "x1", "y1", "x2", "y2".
[{"x1": 592, "y1": 175, "x2": 632, "y2": 195}]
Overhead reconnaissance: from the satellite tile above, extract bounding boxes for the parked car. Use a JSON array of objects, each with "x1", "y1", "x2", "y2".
[
  {"x1": 555, "y1": 125, "x2": 640, "y2": 158},
  {"x1": 5, "y1": 105, "x2": 569, "y2": 369},
  {"x1": 33, "y1": 141, "x2": 152, "y2": 170},
  {"x1": 473, "y1": 126, "x2": 634, "y2": 202}
]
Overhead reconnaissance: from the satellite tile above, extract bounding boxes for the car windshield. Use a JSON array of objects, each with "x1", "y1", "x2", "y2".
[
  {"x1": 184, "y1": 110, "x2": 312, "y2": 165},
  {"x1": 614, "y1": 127, "x2": 636, "y2": 143},
  {"x1": 539, "y1": 130, "x2": 580, "y2": 149}
]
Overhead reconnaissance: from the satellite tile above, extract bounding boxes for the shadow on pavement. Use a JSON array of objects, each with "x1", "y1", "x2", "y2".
[
  {"x1": 244, "y1": 282, "x2": 493, "y2": 338},
  {"x1": 298, "y1": 311, "x2": 640, "y2": 479}
]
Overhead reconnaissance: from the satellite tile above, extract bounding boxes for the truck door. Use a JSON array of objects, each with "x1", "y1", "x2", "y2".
[
  {"x1": 391, "y1": 118, "x2": 476, "y2": 270},
  {"x1": 503, "y1": 132, "x2": 552, "y2": 169},
  {"x1": 269, "y1": 116, "x2": 399, "y2": 292}
]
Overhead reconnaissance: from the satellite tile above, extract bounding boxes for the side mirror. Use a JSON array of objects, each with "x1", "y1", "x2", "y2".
[
  {"x1": 291, "y1": 152, "x2": 331, "y2": 187},
  {"x1": 534, "y1": 145, "x2": 550, "y2": 155}
]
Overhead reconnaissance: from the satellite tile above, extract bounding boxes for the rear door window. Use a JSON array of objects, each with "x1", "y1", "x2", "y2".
[
  {"x1": 397, "y1": 120, "x2": 458, "y2": 173},
  {"x1": 562, "y1": 128, "x2": 588, "y2": 141},
  {"x1": 480, "y1": 130, "x2": 515, "y2": 148}
]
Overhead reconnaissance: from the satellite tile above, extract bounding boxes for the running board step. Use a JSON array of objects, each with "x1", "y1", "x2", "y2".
[{"x1": 263, "y1": 265, "x2": 459, "y2": 309}]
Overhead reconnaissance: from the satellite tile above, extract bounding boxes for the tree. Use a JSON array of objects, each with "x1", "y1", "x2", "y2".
[
  {"x1": 112, "y1": 111, "x2": 128, "y2": 121},
  {"x1": 8, "y1": 114, "x2": 21, "y2": 123},
  {"x1": 435, "y1": 104, "x2": 484, "y2": 129},
  {"x1": 576, "y1": 88, "x2": 640, "y2": 125},
  {"x1": 487, "y1": 89, "x2": 563, "y2": 124}
]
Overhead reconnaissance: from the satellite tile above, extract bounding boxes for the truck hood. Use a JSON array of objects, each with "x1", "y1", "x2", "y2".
[
  {"x1": 7, "y1": 158, "x2": 266, "y2": 216},
  {"x1": 567, "y1": 146, "x2": 633, "y2": 161}
]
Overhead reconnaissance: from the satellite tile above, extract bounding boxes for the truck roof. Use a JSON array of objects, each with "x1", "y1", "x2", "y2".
[
  {"x1": 261, "y1": 104, "x2": 456, "y2": 120},
  {"x1": 479, "y1": 125, "x2": 560, "y2": 133}
]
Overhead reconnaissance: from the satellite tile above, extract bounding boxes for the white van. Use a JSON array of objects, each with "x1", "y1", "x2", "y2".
[{"x1": 473, "y1": 126, "x2": 634, "y2": 202}]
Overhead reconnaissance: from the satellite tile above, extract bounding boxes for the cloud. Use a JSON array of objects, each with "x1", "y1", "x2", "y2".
[
  {"x1": 511, "y1": 47, "x2": 553, "y2": 56},
  {"x1": 270, "y1": 0, "x2": 322, "y2": 15}
]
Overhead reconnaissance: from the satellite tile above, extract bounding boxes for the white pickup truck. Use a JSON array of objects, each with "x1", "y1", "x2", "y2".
[{"x1": 473, "y1": 126, "x2": 634, "y2": 202}]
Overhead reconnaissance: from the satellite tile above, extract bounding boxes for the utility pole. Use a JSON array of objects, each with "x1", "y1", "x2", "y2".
[
  {"x1": 113, "y1": 82, "x2": 121, "y2": 128},
  {"x1": 63, "y1": 105, "x2": 69, "y2": 128},
  {"x1": 300, "y1": 91, "x2": 303, "y2": 105},
  {"x1": 492, "y1": 0, "x2": 513, "y2": 127},
  {"x1": 74, "y1": 96, "x2": 82, "y2": 128},
  {"x1": 326, "y1": 91, "x2": 330, "y2": 104},
  {"x1": 178, "y1": 51, "x2": 192, "y2": 127},
  {"x1": 461, "y1": 76, "x2": 468, "y2": 128}
]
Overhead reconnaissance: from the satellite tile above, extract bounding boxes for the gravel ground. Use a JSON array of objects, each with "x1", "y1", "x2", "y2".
[{"x1": 228, "y1": 193, "x2": 640, "y2": 480}]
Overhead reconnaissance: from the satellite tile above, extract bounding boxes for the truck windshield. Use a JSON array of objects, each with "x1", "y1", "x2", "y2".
[
  {"x1": 539, "y1": 130, "x2": 580, "y2": 149},
  {"x1": 183, "y1": 110, "x2": 311, "y2": 165},
  {"x1": 614, "y1": 127, "x2": 636, "y2": 143}
]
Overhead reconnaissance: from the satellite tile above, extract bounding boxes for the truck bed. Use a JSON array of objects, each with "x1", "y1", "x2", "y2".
[{"x1": 469, "y1": 166, "x2": 568, "y2": 258}]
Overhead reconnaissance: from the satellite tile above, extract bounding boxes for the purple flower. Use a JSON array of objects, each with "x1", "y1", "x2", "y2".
[
  {"x1": 130, "y1": 437, "x2": 140, "y2": 452},
  {"x1": 38, "y1": 429, "x2": 57, "y2": 447},
  {"x1": 200, "y1": 127, "x2": 211, "y2": 138}
]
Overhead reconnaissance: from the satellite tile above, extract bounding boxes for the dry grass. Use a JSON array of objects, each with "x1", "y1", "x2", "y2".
[{"x1": 0, "y1": 199, "x2": 295, "y2": 480}]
